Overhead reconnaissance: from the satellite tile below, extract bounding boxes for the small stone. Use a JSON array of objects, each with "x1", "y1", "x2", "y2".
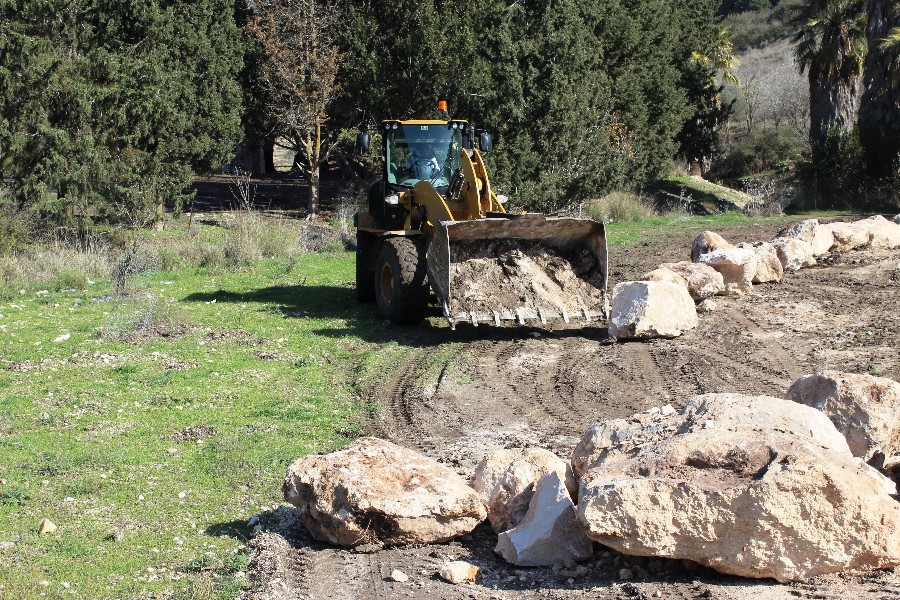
[
  {"x1": 438, "y1": 561, "x2": 479, "y2": 584},
  {"x1": 567, "y1": 578, "x2": 575, "y2": 584},
  {"x1": 619, "y1": 568, "x2": 634, "y2": 580},
  {"x1": 39, "y1": 580, "x2": 49, "y2": 586},
  {"x1": 697, "y1": 298, "x2": 717, "y2": 313},
  {"x1": 661, "y1": 404, "x2": 676, "y2": 416},
  {"x1": 52, "y1": 333, "x2": 70, "y2": 343},
  {"x1": 61, "y1": 582, "x2": 70, "y2": 589},
  {"x1": 64, "y1": 496, "x2": 74, "y2": 502},
  {"x1": 389, "y1": 569, "x2": 409, "y2": 583},
  {"x1": 37, "y1": 518, "x2": 57, "y2": 534},
  {"x1": 703, "y1": 419, "x2": 714, "y2": 429},
  {"x1": 647, "y1": 407, "x2": 660, "y2": 415},
  {"x1": 655, "y1": 591, "x2": 663, "y2": 598},
  {"x1": 138, "y1": 495, "x2": 144, "y2": 501},
  {"x1": 178, "y1": 491, "x2": 186, "y2": 499}
]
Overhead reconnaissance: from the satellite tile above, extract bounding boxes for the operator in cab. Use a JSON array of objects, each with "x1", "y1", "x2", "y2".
[{"x1": 405, "y1": 141, "x2": 440, "y2": 180}]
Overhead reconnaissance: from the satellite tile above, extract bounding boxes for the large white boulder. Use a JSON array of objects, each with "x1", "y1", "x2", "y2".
[
  {"x1": 691, "y1": 231, "x2": 733, "y2": 262},
  {"x1": 737, "y1": 242, "x2": 784, "y2": 283},
  {"x1": 640, "y1": 267, "x2": 689, "y2": 290},
  {"x1": 577, "y1": 426, "x2": 900, "y2": 582},
  {"x1": 283, "y1": 437, "x2": 486, "y2": 546},
  {"x1": 608, "y1": 281, "x2": 698, "y2": 340},
  {"x1": 771, "y1": 237, "x2": 817, "y2": 272},
  {"x1": 786, "y1": 371, "x2": 900, "y2": 463},
  {"x1": 811, "y1": 224, "x2": 836, "y2": 255},
  {"x1": 776, "y1": 219, "x2": 819, "y2": 244},
  {"x1": 854, "y1": 215, "x2": 900, "y2": 249},
  {"x1": 494, "y1": 472, "x2": 593, "y2": 566},
  {"x1": 825, "y1": 222, "x2": 870, "y2": 251},
  {"x1": 571, "y1": 393, "x2": 851, "y2": 478},
  {"x1": 471, "y1": 447, "x2": 577, "y2": 533},
  {"x1": 658, "y1": 261, "x2": 725, "y2": 300},
  {"x1": 697, "y1": 248, "x2": 758, "y2": 295}
]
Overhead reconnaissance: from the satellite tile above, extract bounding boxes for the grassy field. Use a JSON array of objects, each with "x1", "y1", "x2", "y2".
[
  {"x1": 0, "y1": 217, "x2": 414, "y2": 598},
  {"x1": 0, "y1": 209, "x2": 840, "y2": 598}
]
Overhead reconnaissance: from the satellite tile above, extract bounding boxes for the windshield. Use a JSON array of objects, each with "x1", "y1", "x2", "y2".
[{"x1": 385, "y1": 124, "x2": 462, "y2": 188}]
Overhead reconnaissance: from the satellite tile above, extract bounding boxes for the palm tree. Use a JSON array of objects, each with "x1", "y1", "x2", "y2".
[
  {"x1": 791, "y1": 0, "x2": 868, "y2": 143},
  {"x1": 858, "y1": 1, "x2": 898, "y2": 177}
]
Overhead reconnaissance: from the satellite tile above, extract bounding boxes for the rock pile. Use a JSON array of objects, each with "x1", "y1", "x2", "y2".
[
  {"x1": 608, "y1": 215, "x2": 900, "y2": 340},
  {"x1": 282, "y1": 370, "x2": 900, "y2": 582}
]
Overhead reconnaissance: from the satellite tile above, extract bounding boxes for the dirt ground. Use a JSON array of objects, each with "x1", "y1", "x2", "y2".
[{"x1": 245, "y1": 220, "x2": 900, "y2": 600}]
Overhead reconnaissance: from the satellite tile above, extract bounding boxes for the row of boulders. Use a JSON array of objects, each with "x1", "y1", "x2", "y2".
[
  {"x1": 282, "y1": 370, "x2": 900, "y2": 583},
  {"x1": 609, "y1": 214, "x2": 900, "y2": 340}
]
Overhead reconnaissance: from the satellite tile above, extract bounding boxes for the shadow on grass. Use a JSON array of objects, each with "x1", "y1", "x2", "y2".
[
  {"x1": 183, "y1": 285, "x2": 609, "y2": 347},
  {"x1": 205, "y1": 518, "x2": 254, "y2": 542}
]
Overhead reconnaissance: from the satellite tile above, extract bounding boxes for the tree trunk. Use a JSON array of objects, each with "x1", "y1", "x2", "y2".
[
  {"x1": 809, "y1": 70, "x2": 861, "y2": 143},
  {"x1": 858, "y1": 0, "x2": 900, "y2": 177},
  {"x1": 309, "y1": 166, "x2": 319, "y2": 217},
  {"x1": 688, "y1": 159, "x2": 703, "y2": 177},
  {"x1": 264, "y1": 137, "x2": 276, "y2": 174}
]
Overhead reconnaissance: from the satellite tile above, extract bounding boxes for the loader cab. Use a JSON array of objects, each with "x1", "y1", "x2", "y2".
[
  {"x1": 382, "y1": 120, "x2": 473, "y2": 192},
  {"x1": 363, "y1": 119, "x2": 476, "y2": 230}
]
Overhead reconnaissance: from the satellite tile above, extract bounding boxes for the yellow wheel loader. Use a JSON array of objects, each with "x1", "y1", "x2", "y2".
[{"x1": 354, "y1": 113, "x2": 609, "y2": 328}]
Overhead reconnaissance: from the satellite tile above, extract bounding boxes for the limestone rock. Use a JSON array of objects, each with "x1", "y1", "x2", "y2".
[
  {"x1": 283, "y1": 437, "x2": 486, "y2": 547},
  {"x1": 826, "y1": 222, "x2": 870, "y2": 251},
  {"x1": 776, "y1": 219, "x2": 818, "y2": 243},
  {"x1": 577, "y1": 427, "x2": 900, "y2": 582},
  {"x1": 854, "y1": 215, "x2": 900, "y2": 249},
  {"x1": 640, "y1": 267, "x2": 689, "y2": 291},
  {"x1": 438, "y1": 561, "x2": 479, "y2": 584},
  {"x1": 771, "y1": 237, "x2": 816, "y2": 272},
  {"x1": 37, "y1": 518, "x2": 57, "y2": 535},
  {"x1": 494, "y1": 472, "x2": 593, "y2": 566},
  {"x1": 658, "y1": 261, "x2": 725, "y2": 300},
  {"x1": 571, "y1": 393, "x2": 851, "y2": 478},
  {"x1": 786, "y1": 371, "x2": 900, "y2": 462},
  {"x1": 697, "y1": 298, "x2": 717, "y2": 313},
  {"x1": 472, "y1": 447, "x2": 577, "y2": 533},
  {"x1": 697, "y1": 248, "x2": 758, "y2": 295},
  {"x1": 691, "y1": 231, "x2": 733, "y2": 262},
  {"x1": 608, "y1": 281, "x2": 698, "y2": 340},
  {"x1": 811, "y1": 224, "x2": 836, "y2": 255},
  {"x1": 737, "y1": 242, "x2": 784, "y2": 283},
  {"x1": 389, "y1": 569, "x2": 409, "y2": 583}
]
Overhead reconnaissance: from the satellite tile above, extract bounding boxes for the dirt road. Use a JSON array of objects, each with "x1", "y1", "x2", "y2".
[{"x1": 247, "y1": 220, "x2": 900, "y2": 600}]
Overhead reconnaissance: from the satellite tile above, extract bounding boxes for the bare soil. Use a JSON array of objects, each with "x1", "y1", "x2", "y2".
[{"x1": 244, "y1": 220, "x2": 900, "y2": 600}]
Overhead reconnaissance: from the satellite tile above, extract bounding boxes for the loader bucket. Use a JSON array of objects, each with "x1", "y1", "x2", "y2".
[{"x1": 427, "y1": 214, "x2": 608, "y2": 327}]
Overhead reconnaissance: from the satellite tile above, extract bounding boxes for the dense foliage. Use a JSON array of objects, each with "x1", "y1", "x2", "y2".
[
  {"x1": 338, "y1": 0, "x2": 725, "y2": 210},
  {"x1": 0, "y1": 0, "x2": 244, "y2": 226}
]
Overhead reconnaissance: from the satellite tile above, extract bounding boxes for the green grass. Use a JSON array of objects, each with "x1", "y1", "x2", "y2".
[
  {"x1": 0, "y1": 233, "x2": 409, "y2": 598},
  {"x1": 604, "y1": 211, "x2": 798, "y2": 248}
]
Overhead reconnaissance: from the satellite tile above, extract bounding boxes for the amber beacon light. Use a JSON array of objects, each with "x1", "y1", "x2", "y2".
[{"x1": 437, "y1": 100, "x2": 448, "y2": 111}]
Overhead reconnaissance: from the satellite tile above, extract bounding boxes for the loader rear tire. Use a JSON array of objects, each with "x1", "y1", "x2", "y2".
[
  {"x1": 356, "y1": 231, "x2": 376, "y2": 302},
  {"x1": 375, "y1": 237, "x2": 428, "y2": 325}
]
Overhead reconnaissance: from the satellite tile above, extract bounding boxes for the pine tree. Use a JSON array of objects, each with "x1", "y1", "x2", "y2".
[{"x1": 0, "y1": 0, "x2": 244, "y2": 226}]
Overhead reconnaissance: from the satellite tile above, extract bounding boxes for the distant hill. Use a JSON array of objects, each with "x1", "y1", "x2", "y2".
[{"x1": 719, "y1": 0, "x2": 800, "y2": 52}]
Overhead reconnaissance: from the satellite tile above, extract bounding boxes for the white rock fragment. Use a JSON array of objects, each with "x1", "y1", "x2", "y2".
[
  {"x1": 771, "y1": 237, "x2": 816, "y2": 272},
  {"x1": 494, "y1": 472, "x2": 593, "y2": 566},
  {"x1": 608, "y1": 281, "x2": 698, "y2": 340},
  {"x1": 697, "y1": 248, "x2": 758, "y2": 295},
  {"x1": 471, "y1": 447, "x2": 577, "y2": 533},
  {"x1": 691, "y1": 231, "x2": 733, "y2": 262},
  {"x1": 389, "y1": 569, "x2": 409, "y2": 583},
  {"x1": 658, "y1": 261, "x2": 725, "y2": 300},
  {"x1": 737, "y1": 242, "x2": 784, "y2": 283},
  {"x1": 52, "y1": 333, "x2": 71, "y2": 343},
  {"x1": 438, "y1": 560, "x2": 479, "y2": 584},
  {"x1": 37, "y1": 518, "x2": 57, "y2": 534}
]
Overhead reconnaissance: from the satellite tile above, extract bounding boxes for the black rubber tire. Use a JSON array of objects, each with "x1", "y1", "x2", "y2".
[
  {"x1": 356, "y1": 231, "x2": 377, "y2": 302},
  {"x1": 374, "y1": 237, "x2": 429, "y2": 325}
]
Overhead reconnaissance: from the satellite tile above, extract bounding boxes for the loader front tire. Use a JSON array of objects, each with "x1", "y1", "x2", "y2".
[
  {"x1": 375, "y1": 237, "x2": 428, "y2": 325},
  {"x1": 356, "y1": 231, "x2": 376, "y2": 302}
]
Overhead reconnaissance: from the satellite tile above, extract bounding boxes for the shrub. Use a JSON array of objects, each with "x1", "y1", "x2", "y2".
[
  {"x1": 585, "y1": 192, "x2": 654, "y2": 223},
  {"x1": 49, "y1": 269, "x2": 89, "y2": 291},
  {"x1": 710, "y1": 129, "x2": 803, "y2": 181}
]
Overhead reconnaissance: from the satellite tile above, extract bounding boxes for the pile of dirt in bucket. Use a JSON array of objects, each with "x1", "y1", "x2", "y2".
[{"x1": 447, "y1": 239, "x2": 604, "y2": 318}]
